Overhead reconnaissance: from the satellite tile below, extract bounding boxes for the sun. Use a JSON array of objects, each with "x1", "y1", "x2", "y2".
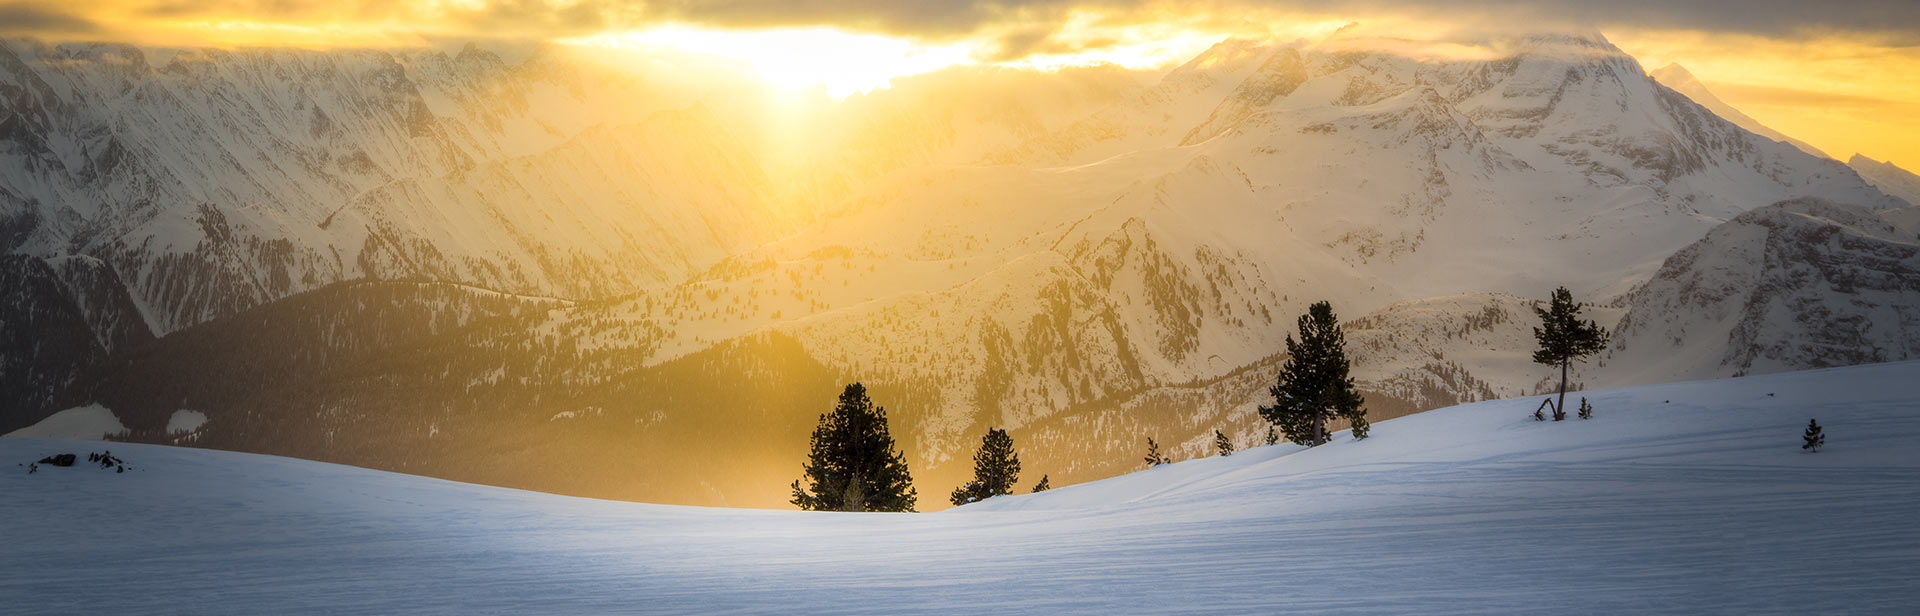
[{"x1": 564, "y1": 25, "x2": 976, "y2": 99}]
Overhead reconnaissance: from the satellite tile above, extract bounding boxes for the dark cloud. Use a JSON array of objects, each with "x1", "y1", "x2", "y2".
[
  {"x1": 653, "y1": 0, "x2": 1920, "y2": 41},
  {"x1": 7, "y1": 0, "x2": 1920, "y2": 49},
  {"x1": 1516, "y1": 0, "x2": 1920, "y2": 40},
  {"x1": 0, "y1": 4, "x2": 100, "y2": 34}
]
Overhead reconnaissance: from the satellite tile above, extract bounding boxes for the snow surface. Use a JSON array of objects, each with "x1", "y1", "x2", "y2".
[
  {"x1": 165, "y1": 410, "x2": 208, "y2": 434},
  {"x1": 4, "y1": 404, "x2": 126, "y2": 440},
  {"x1": 5, "y1": 362, "x2": 1918, "y2": 614}
]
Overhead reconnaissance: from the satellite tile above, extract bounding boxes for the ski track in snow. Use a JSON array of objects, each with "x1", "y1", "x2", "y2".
[{"x1": 5, "y1": 362, "x2": 1918, "y2": 614}]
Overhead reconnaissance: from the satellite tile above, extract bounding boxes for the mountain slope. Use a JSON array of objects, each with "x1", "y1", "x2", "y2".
[
  {"x1": 7, "y1": 361, "x2": 1918, "y2": 613},
  {"x1": 0, "y1": 39, "x2": 676, "y2": 334},
  {"x1": 1608, "y1": 197, "x2": 1920, "y2": 385},
  {"x1": 1848, "y1": 154, "x2": 1920, "y2": 207}
]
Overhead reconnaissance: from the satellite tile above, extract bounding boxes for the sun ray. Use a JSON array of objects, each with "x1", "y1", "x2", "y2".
[{"x1": 563, "y1": 25, "x2": 977, "y2": 99}]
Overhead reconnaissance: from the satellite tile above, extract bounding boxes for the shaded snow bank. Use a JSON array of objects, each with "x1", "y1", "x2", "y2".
[{"x1": 5, "y1": 405, "x2": 126, "y2": 440}]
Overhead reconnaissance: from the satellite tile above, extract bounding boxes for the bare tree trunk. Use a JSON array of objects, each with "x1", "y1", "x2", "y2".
[
  {"x1": 1314, "y1": 408, "x2": 1326, "y2": 446},
  {"x1": 843, "y1": 471, "x2": 864, "y2": 512},
  {"x1": 1555, "y1": 360, "x2": 1569, "y2": 421}
]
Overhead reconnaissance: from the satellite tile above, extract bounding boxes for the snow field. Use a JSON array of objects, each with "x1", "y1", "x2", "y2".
[{"x1": 5, "y1": 362, "x2": 1917, "y2": 614}]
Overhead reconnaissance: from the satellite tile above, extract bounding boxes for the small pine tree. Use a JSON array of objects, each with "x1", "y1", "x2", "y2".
[
  {"x1": 790, "y1": 383, "x2": 918, "y2": 512},
  {"x1": 1264, "y1": 425, "x2": 1279, "y2": 446},
  {"x1": 1143, "y1": 437, "x2": 1170, "y2": 467},
  {"x1": 1031, "y1": 475, "x2": 1050, "y2": 493},
  {"x1": 1532, "y1": 287, "x2": 1610, "y2": 421},
  {"x1": 1350, "y1": 414, "x2": 1370, "y2": 440},
  {"x1": 950, "y1": 427, "x2": 1021, "y2": 506},
  {"x1": 1214, "y1": 429, "x2": 1235, "y2": 456},
  {"x1": 1802, "y1": 419, "x2": 1824, "y2": 452},
  {"x1": 1577, "y1": 397, "x2": 1593, "y2": 420},
  {"x1": 1260, "y1": 301, "x2": 1366, "y2": 446}
]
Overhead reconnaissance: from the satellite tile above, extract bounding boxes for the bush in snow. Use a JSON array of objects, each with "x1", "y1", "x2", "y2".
[
  {"x1": 1803, "y1": 419, "x2": 1825, "y2": 452},
  {"x1": 1577, "y1": 398, "x2": 1593, "y2": 420},
  {"x1": 1143, "y1": 438, "x2": 1170, "y2": 467},
  {"x1": 1214, "y1": 430, "x2": 1235, "y2": 457},
  {"x1": 1031, "y1": 475, "x2": 1050, "y2": 493}
]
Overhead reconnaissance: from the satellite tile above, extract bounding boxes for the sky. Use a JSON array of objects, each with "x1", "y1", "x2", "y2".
[{"x1": 2, "y1": 0, "x2": 1917, "y2": 165}]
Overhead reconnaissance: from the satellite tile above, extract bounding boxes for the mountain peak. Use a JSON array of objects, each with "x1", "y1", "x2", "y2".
[
  {"x1": 1649, "y1": 63, "x2": 1696, "y2": 85},
  {"x1": 1847, "y1": 154, "x2": 1920, "y2": 206},
  {"x1": 1648, "y1": 63, "x2": 1829, "y2": 159}
]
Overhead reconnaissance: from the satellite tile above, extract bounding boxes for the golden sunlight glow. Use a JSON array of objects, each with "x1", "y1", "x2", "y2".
[
  {"x1": 564, "y1": 26, "x2": 976, "y2": 99},
  {"x1": 6, "y1": 2, "x2": 1917, "y2": 165},
  {"x1": 994, "y1": 12, "x2": 1353, "y2": 71},
  {"x1": 1613, "y1": 30, "x2": 1920, "y2": 167},
  {"x1": 152, "y1": 20, "x2": 418, "y2": 49},
  {"x1": 994, "y1": 12, "x2": 1239, "y2": 71}
]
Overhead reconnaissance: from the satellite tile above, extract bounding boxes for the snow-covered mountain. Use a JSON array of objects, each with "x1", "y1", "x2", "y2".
[
  {"x1": 531, "y1": 31, "x2": 1902, "y2": 486},
  {"x1": 9, "y1": 362, "x2": 1918, "y2": 613},
  {"x1": 1650, "y1": 63, "x2": 1828, "y2": 158},
  {"x1": 2, "y1": 30, "x2": 1913, "y2": 508},
  {"x1": 1848, "y1": 154, "x2": 1920, "y2": 208},
  {"x1": 1606, "y1": 197, "x2": 1920, "y2": 384},
  {"x1": 0, "y1": 39, "x2": 695, "y2": 334}
]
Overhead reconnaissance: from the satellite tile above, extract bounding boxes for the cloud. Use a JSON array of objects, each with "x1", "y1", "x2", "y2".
[
  {"x1": 0, "y1": 3, "x2": 100, "y2": 35},
  {"x1": 5, "y1": 1, "x2": 1920, "y2": 56},
  {"x1": 649, "y1": 0, "x2": 1920, "y2": 42},
  {"x1": 1712, "y1": 83, "x2": 1906, "y2": 110}
]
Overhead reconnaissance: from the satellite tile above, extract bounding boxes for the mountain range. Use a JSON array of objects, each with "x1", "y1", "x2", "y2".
[{"x1": 2, "y1": 30, "x2": 1914, "y2": 508}]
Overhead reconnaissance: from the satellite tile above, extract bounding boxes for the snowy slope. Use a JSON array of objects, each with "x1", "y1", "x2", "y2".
[
  {"x1": 6, "y1": 362, "x2": 1918, "y2": 614},
  {"x1": 1346, "y1": 292, "x2": 1626, "y2": 406},
  {"x1": 1607, "y1": 197, "x2": 1920, "y2": 385},
  {"x1": 4, "y1": 404, "x2": 124, "y2": 439},
  {"x1": 1650, "y1": 63, "x2": 1827, "y2": 158},
  {"x1": 1849, "y1": 154, "x2": 1920, "y2": 208}
]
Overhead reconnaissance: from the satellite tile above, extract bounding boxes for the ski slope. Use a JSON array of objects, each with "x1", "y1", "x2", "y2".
[{"x1": 6, "y1": 362, "x2": 1919, "y2": 614}]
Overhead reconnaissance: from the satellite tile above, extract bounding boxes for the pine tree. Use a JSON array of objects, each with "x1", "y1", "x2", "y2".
[
  {"x1": 950, "y1": 427, "x2": 1021, "y2": 506},
  {"x1": 790, "y1": 383, "x2": 918, "y2": 512},
  {"x1": 1214, "y1": 429, "x2": 1235, "y2": 456},
  {"x1": 1259, "y1": 301, "x2": 1367, "y2": 446},
  {"x1": 1802, "y1": 419, "x2": 1825, "y2": 452},
  {"x1": 1577, "y1": 397, "x2": 1593, "y2": 420},
  {"x1": 1031, "y1": 475, "x2": 1050, "y2": 493},
  {"x1": 1532, "y1": 287, "x2": 1610, "y2": 421},
  {"x1": 1264, "y1": 426, "x2": 1279, "y2": 446},
  {"x1": 1143, "y1": 437, "x2": 1170, "y2": 467}
]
